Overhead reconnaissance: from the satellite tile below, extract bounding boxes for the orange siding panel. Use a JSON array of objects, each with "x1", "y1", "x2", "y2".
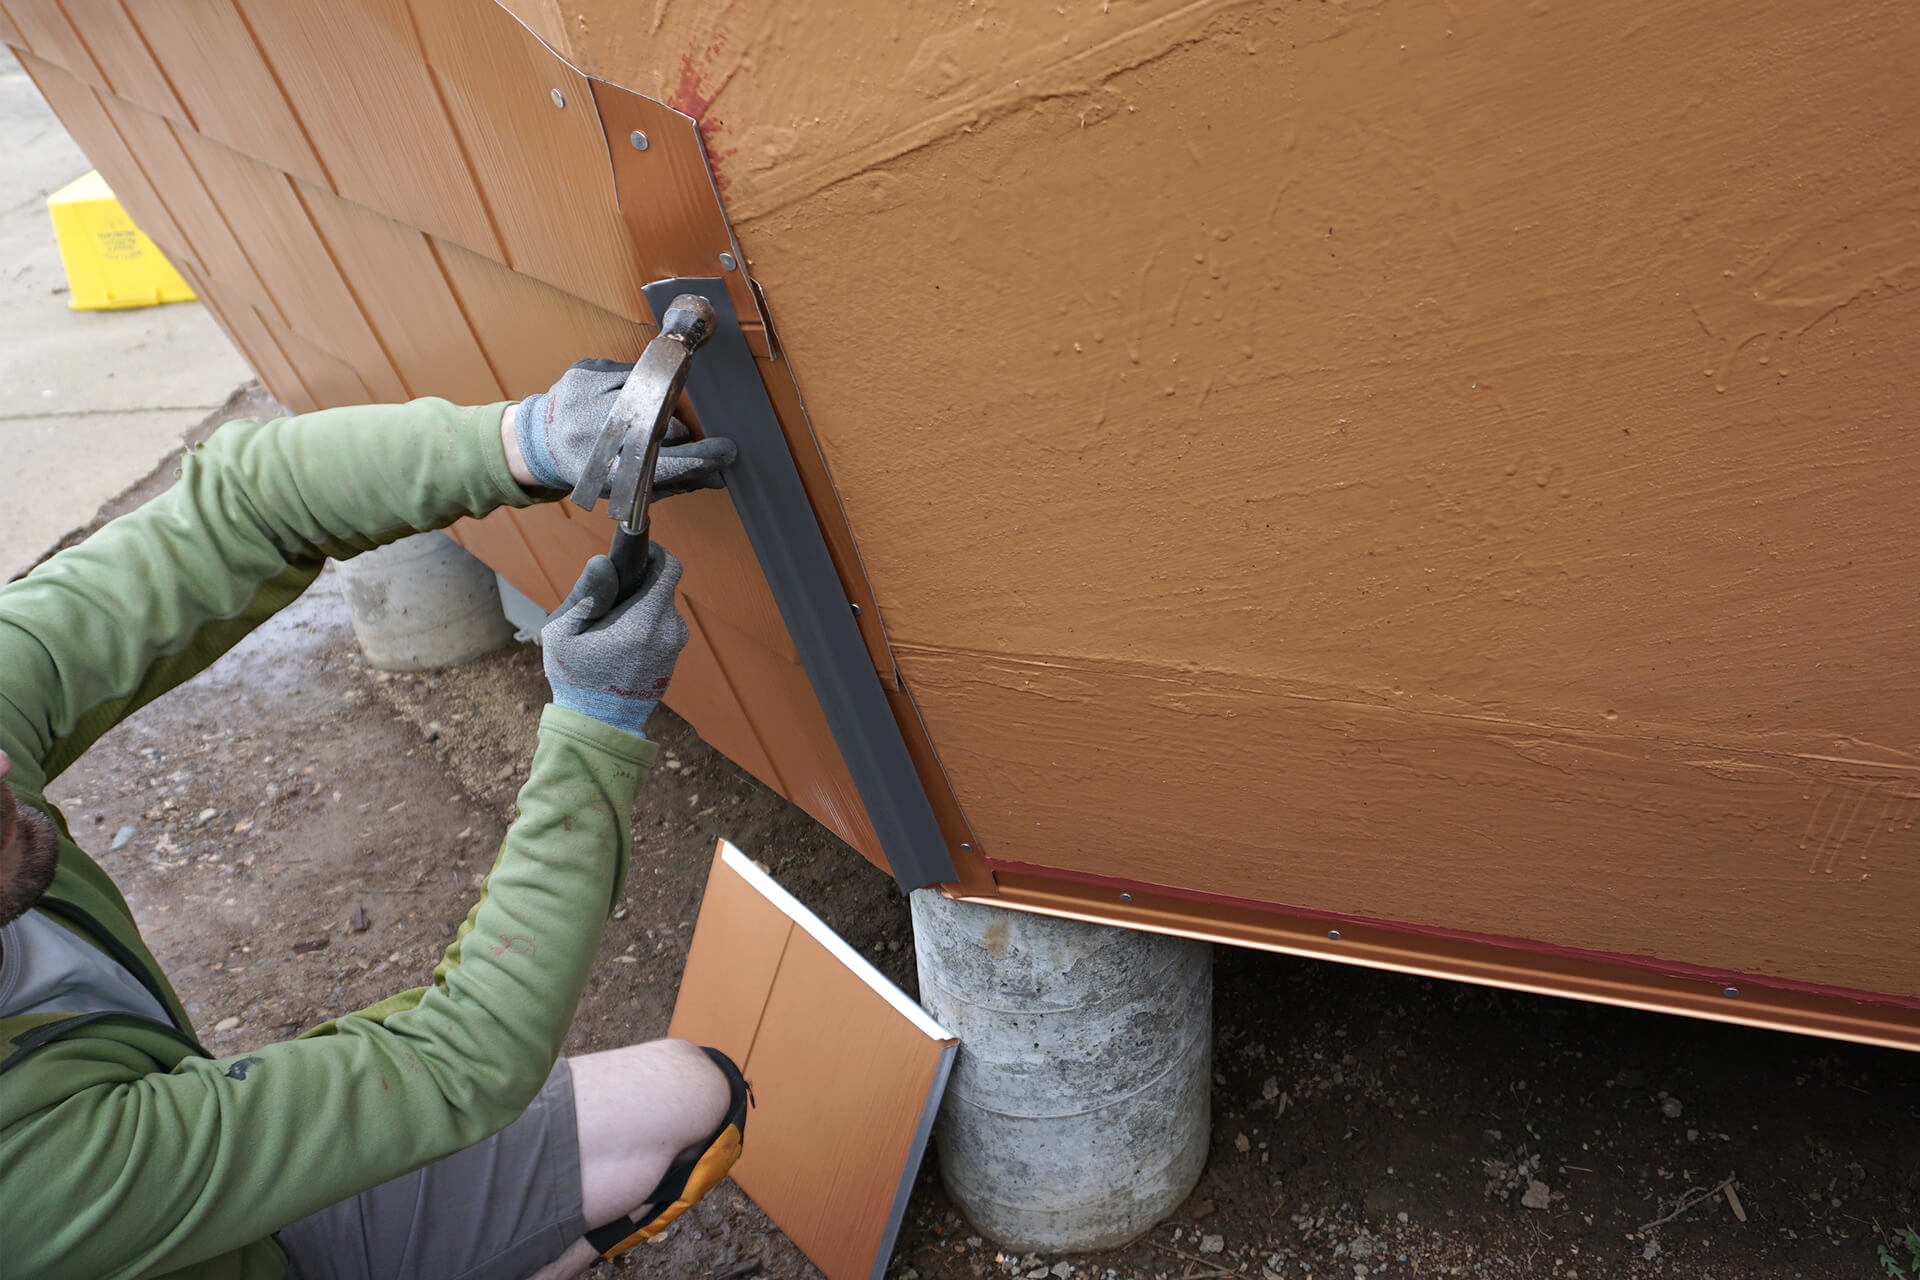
[
  {"x1": 408, "y1": 0, "x2": 648, "y2": 322},
  {"x1": 508, "y1": 502, "x2": 599, "y2": 606},
  {"x1": 429, "y1": 237, "x2": 648, "y2": 398},
  {"x1": 167, "y1": 126, "x2": 406, "y2": 402},
  {"x1": 123, "y1": 0, "x2": 331, "y2": 188},
  {"x1": 232, "y1": 0, "x2": 500, "y2": 261},
  {"x1": 490, "y1": 0, "x2": 572, "y2": 62},
  {"x1": 670, "y1": 598, "x2": 787, "y2": 796},
  {"x1": 669, "y1": 844, "x2": 953, "y2": 1280},
  {"x1": 291, "y1": 179, "x2": 503, "y2": 406},
  {"x1": 208, "y1": 295, "x2": 314, "y2": 413},
  {"x1": 11, "y1": 52, "x2": 199, "y2": 280},
  {"x1": 448, "y1": 510, "x2": 553, "y2": 610},
  {"x1": 593, "y1": 78, "x2": 758, "y2": 326},
  {"x1": 649, "y1": 488, "x2": 796, "y2": 664},
  {"x1": 59, "y1": 0, "x2": 185, "y2": 118},
  {"x1": 89, "y1": 89, "x2": 282, "y2": 319},
  {"x1": 695, "y1": 610, "x2": 883, "y2": 867},
  {"x1": 272, "y1": 322, "x2": 378, "y2": 409},
  {"x1": 664, "y1": 848, "x2": 793, "y2": 1059},
  {"x1": 4, "y1": 0, "x2": 103, "y2": 82},
  {"x1": 744, "y1": 936, "x2": 946, "y2": 1278},
  {"x1": 244, "y1": 306, "x2": 318, "y2": 412}
]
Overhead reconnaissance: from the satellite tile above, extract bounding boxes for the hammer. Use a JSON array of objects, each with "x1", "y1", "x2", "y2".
[{"x1": 568, "y1": 294, "x2": 720, "y2": 594}]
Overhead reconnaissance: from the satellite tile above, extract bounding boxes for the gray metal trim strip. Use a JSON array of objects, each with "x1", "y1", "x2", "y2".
[
  {"x1": 643, "y1": 278, "x2": 956, "y2": 890},
  {"x1": 872, "y1": 1039, "x2": 958, "y2": 1280}
]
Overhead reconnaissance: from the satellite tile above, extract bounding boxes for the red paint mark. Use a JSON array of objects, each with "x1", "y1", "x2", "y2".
[
  {"x1": 667, "y1": 41, "x2": 738, "y2": 193},
  {"x1": 668, "y1": 49, "x2": 713, "y2": 122},
  {"x1": 492, "y1": 934, "x2": 536, "y2": 957}
]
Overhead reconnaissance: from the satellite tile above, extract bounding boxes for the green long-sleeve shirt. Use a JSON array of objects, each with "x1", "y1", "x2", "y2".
[{"x1": 0, "y1": 399, "x2": 654, "y2": 1279}]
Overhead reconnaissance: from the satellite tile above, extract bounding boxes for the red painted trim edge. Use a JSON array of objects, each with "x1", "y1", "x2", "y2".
[{"x1": 983, "y1": 857, "x2": 1920, "y2": 1014}]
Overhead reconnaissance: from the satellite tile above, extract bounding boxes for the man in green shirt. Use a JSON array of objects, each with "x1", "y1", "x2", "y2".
[{"x1": 0, "y1": 362, "x2": 749, "y2": 1279}]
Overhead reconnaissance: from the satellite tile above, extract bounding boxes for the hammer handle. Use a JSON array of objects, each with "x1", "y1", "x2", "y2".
[{"x1": 607, "y1": 521, "x2": 652, "y2": 599}]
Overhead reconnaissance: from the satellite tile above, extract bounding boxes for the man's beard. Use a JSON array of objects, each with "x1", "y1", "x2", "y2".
[{"x1": 0, "y1": 784, "x2": 61, "y2": 928}]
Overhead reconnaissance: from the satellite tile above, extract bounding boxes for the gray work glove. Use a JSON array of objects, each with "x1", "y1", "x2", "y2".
[
  {"x1": 516, "y1": 358, "x2": 737, "y2": 498},
  {"x1": 542, "y1": 545, "x2": 689, "y2": 739}
]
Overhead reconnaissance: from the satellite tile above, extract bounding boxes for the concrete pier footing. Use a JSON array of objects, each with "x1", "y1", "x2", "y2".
[
  {"x1": 331, "y1": 532, "x2": 516, "y2": 671},
  {"x1": 910, "y1": 890, "x2": 1213, "y2": 1252}
]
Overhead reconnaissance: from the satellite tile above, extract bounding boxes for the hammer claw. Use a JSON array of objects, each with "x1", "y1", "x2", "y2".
[{"x1": 572, "y1": 293, "x2": 721, "y2": 590}]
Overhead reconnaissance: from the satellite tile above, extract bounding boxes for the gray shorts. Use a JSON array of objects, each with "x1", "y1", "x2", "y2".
[{"x1": 277, "y1": 1058, "x2": 588, "y2": 1280}]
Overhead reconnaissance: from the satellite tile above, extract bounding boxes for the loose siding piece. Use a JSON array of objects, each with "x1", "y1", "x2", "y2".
[{"x1": 670, "y1": 841, "x2": 956, "y2": 1280}]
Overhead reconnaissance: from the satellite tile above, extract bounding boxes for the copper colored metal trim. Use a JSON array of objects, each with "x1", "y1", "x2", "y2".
[{"x1": 958, "y1": 866, "x2": 1920, "y2": 1054}]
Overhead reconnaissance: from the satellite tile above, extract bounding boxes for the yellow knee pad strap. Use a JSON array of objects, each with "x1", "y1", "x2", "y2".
[{"x1": 586, "y1": 1047, "x2": 750, "y2": 1260}]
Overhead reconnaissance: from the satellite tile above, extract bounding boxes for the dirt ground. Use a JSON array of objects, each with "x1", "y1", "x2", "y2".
[{"x1": 36, "y1": 423, "x2": 1920, "y2": 1280}]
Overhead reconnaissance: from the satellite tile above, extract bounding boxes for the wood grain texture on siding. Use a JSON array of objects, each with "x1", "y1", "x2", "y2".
[
  {"x1": 428, "y1": 235, "x2": 649, "y2": 398},
  {"x1": 4, "y1": 0, "x2": 102, "y2": 82},
  {"x1": 271, "y1": 322, "x2": 379, "y2": 409},
  {"x1": 56, "y1": 0, "x2": 185, "y2": 119},
  {"x1": 649, "y1": 487, "x2": 797, "y2": 664},
  {"x1": 230, "y1": 0, "x2": 501, "y2": 259},
  {"x1": 167, "y1": 126, "x2": 407, "y2": 401},
  {"x1": 121, "y1": 0, "x2": 332, "y2": 189},
  {"x1": 446, "y1": 508, "x2": 555, "y2": 610},
  {"x1": 407, "y1": 0, "x2": 650, "y2": 322},
  {"x1": 208, "y1": 297, "x2": 316, "y2": 413},
  {"x1": 490, "y1": 0, "x2": 575, "y2": 64},
  {"x1": 86, "y1": 86, "x2": 283, "y2": 320},
  {"x1": 291, "y1": 179, "x2": 503, "y2": 406},
  {"x1": 8, "y1": 50, "x2": 197, "y2": 278},
  {"x1": 693, "y1": 604, "x2": 883, "y2": 863},
  {"x1": 669, "y1": 597, "x2": 790, "y2": 793}
]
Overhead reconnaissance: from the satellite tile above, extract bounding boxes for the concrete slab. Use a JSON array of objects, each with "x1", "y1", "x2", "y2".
[{"x1": 0, "y1": 46, "x2": 253, "y2": 580}]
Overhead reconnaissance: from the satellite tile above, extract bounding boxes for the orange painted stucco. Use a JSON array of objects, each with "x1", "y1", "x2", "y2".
[
  {"x1": 9, "y1": 0, "x2": 1915, "y2": 1039},
  {"x1": 538, "y1": 0, "x2": 1920, "y2": 1003}
]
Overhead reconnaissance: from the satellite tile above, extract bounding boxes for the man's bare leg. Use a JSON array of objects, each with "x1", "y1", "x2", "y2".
[{"x1": 527, "y1": 1039, "x2": 732, "y2": 1280}]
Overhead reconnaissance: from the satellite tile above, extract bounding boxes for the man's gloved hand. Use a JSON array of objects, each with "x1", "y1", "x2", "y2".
[
  {"x1": 542, "y1": 545, "x2": 689, "y2": 738},
  {"x1": 516, "y1": 358, "x2": 736, "y2": 498}
]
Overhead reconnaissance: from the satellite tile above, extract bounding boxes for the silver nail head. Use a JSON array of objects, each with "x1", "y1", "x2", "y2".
[
  {"x1": 1723, "y1": 986, "x2": 1740, "y2": 998},
  {"x1": 1327, "y1": 929, "x2": 1342, "y2": 941},
  {"x1": 959, "y1": 843, "x2": 972, "y2": 853},
  {"x1": 1119, "y1": 892, "x2": 1133, "y2": 903},
  {"x1": 718, "y1": 252, "x2": 738, "y2": 271},
  {"x1": 629, "y1": 130, "x2": 650, "y2": 151},
  {"x1": 550, "y1": 88, "x2": 565, "y2": 109},
  {"x1": 849, "y1": 601, "x2": 861, "y2": 616}
]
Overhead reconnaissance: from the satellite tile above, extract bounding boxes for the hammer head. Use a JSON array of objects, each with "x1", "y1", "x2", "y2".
[
  {"x1": 659, "y1": 294, "x2": 718, "y2": 350},
  {"x1": 568, "y1": 293, "x2": 723, "y2": 519}
]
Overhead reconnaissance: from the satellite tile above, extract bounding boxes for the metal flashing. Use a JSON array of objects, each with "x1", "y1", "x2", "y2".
[
  {"x1": 644, "y1": 278, "x2": 956, "y2": 890},
  {"x1": 972, "y1": 866, "x2": 1920, "y2": 1054}
]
